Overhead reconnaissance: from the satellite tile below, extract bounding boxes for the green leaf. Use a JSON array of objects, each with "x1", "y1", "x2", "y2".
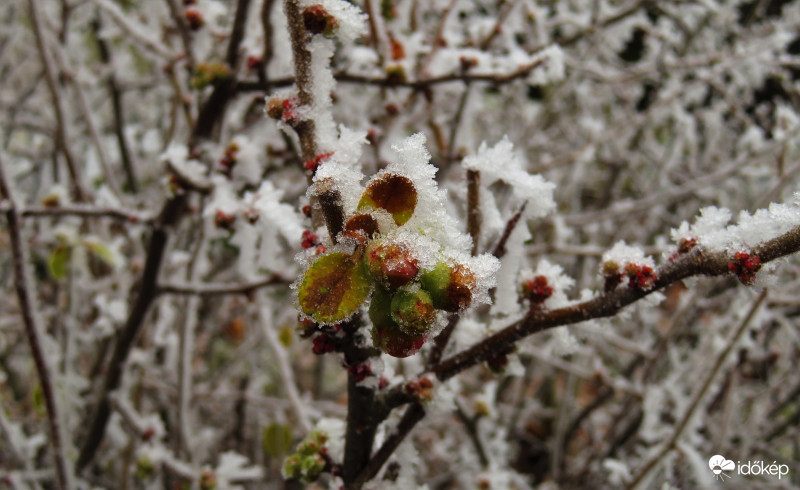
[
  {"x1": 298, "y1": 252, "x2": 371, "y2": 323},
  {"x1": 262, "y1": 423, "x2": 293, "y2": 459},
  {"x1": 48, "y1": 246, "x2": 71, "y2": 280},
  {"x1": 83, "y1": 240, "x2": 115, "y2": 267},
  {"x1": 358, "y1": 173, "x2": 417, "y2": 225}
]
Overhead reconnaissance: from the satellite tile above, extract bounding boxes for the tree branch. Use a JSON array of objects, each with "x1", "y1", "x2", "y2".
[
  {"x1": 433, "y1": 225, "x2": 800, "y2": 381},
  {"x1": 76, "y1": 194, "x2": 186, "y2": 473},
  {"x1": 350, "y1": 403, "x2": 426, "y2": 489}
]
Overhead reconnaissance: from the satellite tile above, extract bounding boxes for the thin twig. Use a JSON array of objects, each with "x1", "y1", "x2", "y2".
[
  {"x1": 20, "y1": 204, "x2": 154, "y2": 223},
  {"x1": 0, "y1": 154, "x2": 73, "y2": 490},
  {"x1": 157, "y1": 274, "x2": 290, "y2": 296},
  {"x1": 491, "y1": 202, "x2": 527, "y2": 258}
]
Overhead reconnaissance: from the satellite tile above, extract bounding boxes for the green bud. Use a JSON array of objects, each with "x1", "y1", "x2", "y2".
[{"x1": 390, "y1": 287, "x2": 435, "y2": 335}]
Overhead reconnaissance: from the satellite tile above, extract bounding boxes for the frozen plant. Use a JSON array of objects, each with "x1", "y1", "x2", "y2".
[{"x1": 1, "y1": 0, "x2": 800, "y2": 489}]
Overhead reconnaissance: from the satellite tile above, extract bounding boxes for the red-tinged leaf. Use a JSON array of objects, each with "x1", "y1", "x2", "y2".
[
  {"x1": 298, "y1": 252, "x2": 371, "y2": 324},
  {"x1": 358, "y1": 173, "x2": 417, "y2": 225},
  {"x1": 343, "y1": 213, "x2": 380, "y2": 242}
]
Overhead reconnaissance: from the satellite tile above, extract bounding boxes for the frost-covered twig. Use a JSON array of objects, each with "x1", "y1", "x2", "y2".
[
  {"x1": 433, "y1": 225, "x2": 800, "y2": 381},
  {"x1": 466, "y1": 169, "x2": 481, "y2": 256},
  {"x1": 0, "y1": 154, "x2": 73, "y2": 490},
  {"x1": 625, "y1": 289, "x2": 768, "y2": 489},
  {"x1": 20, "y1": 204, "x2": 154, "y2": 223}
]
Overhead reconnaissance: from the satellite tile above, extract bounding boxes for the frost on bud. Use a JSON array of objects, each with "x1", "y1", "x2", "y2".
[
  {"x1": 419, "y1": 262, "x2": 475, "y2": 312},
  {"x1": 521, "y1": 275, "x2": 553, "y2": 304},
  {"x1": 303, "y1": 5, "x2": 339, "y2": 36},
  {"x1": 390, "y1": 287, "x2": 436, "y2": 335},
  {"x1": 678, "y1": 237, "x2": 697, "y2": 254},
  {"x1": 625, "y1": 263, "x2": 657, "y2": 290},
  {"x1": 358, "y1": 173, "x2": 417, "y2": 225},
  {"x1": 365, "y1": 238, "x2": 419, "y2": 290},
  {"x1": 369, "y1": 288, "x2": 425, "y2": 358},
  {"x1": 298, "y1": 252, "x2": 372, "y2": 324},
  {"x1": 728, "y1": 250, "x2": 762, "y2": 285},
  {"x1": 266, "y1": 96, "x2": 298, "y2": 125}
]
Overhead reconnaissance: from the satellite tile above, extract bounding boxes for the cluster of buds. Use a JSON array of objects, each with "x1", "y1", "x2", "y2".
[
  {"x1": 603, "y1": 260, "x2": 658, "y2": 291},
  {"x1": 282, "y1": 430, "x2": 330, "y2": 482},
  {"x1": 311, "y1": 333, "x2": 337, "y2": 355},
  {"x1": 303, "y1": 5, "x2": 339, "y2": 36},
  {"x1": 304, "y1": 152, "x2": 333, "y2": 173},
  {"x1": 625, "y1": 263, "x2": 657, "y2": 290},
  {"x1": 728, "y1": 251, "x2": 762, "y2": 285},
  {"x1": 368, "y1": 239, "x2": 476, "y2": 358},
  {"x1": 520, "y1": 275, "x2": 553, "y2": 304},
  {"x1": 669, "y1": 237, "x2": 698, "y2": 261},
  {"x1": 301, "y1": 230, "x2": 326, "y2": 255},
  {"x1": 266, "y1": 96, "x2": 299, "y2": 125},
  {"x1": 218, "y1": 141, "x2": 239, "y2": 177},
  {"x1": 214, "y1": 210, "x2": 236, "y2": 230},
  {"x1": 404, "y1": 377, "x2": 434, "y2": 401},
  {"x1": 347, "y1": 362, "x2": 373, "y2": 383},
  {"x1": 192, "y1": 62, "x2": 230, "y2": 90}
]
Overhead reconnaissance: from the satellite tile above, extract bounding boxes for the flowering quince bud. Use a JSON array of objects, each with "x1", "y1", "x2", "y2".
[
  {"x1": 283, "y1": 431, "x2": 329, "y2": 482},
  {"x1": 266, "y1": 96, "x2": 299, "y2": 125},
  {"x1": 301, "y1": 204, "x2": 312, "y2": 218},
  {"x1": 728, "y1": 250, "x2": 762, "y2": 285},
  {"x1": 678, "y1": 237, "x2": 697, "y2": 254},
  {"x1": 419, "y1": 261, "x2": 475, "y2": 312},
  {"x1": 304, "y1": 152, "x2": 333, "y2": 173},
  {"x1": 404, "y1": 376, "x2": 434, "y2": 401},
  {"x1": 521, "y1": 275, "x2": 553, "y2": 304},
  {"x1": 625, "y1": 263, "x2": 657, "y2": 290},
  {"x1": 301, "y1": 230, "x2": 319, "y2": 249},
  {"x1": 390, "y1": 286, "x2": 436, "y2": 335},
  {"x1": 303, "y1": 5, "x2": 339, "y2": 36},
  {"x1": 365, "y1": 239, "x2": 419, "y2": 290},
  {"x1": 347, "y1": 362, "x2": 372, "y2": 382},
  {"x1": 311, "y1": 332, "x2": 337, "y2": 355},
  {"x1": 369, "y1": 288, "x2": 425, "y2": 358},
  {"x1": 184, "y1": 8, "x2": 204, "y2": 30}
]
